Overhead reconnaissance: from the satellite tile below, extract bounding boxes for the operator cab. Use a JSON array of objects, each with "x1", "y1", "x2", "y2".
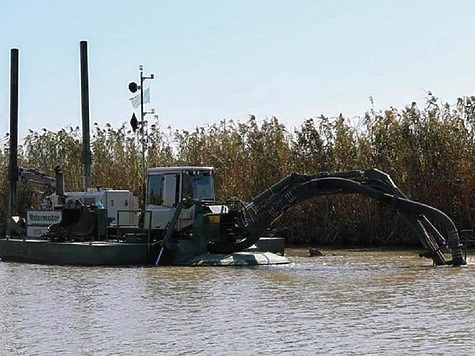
[{"x1": 144, "y1": 166, "x2": 215, "y2": 231}]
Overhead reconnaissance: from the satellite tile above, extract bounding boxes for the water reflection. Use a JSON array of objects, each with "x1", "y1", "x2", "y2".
[{"x1": 1, "y1": 249, "x2": 475, "y2": 354}]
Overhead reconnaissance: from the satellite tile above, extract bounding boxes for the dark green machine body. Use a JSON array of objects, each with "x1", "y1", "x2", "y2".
[{"x1": 143, "y1": 166, "x2": 466, "y2": 267}]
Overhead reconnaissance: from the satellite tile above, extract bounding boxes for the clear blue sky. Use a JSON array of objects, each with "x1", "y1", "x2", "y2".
[{"x1": 2, "y1": 0, "x2": 475, "y2": 139}]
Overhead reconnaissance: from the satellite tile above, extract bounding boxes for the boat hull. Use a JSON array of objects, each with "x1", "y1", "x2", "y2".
[
  {"x1": 0, "y1": 239, "x2": 158, "y2": 266},
  {"x1": 0, "y1": 237, "x2": 289, "y2": 266}
]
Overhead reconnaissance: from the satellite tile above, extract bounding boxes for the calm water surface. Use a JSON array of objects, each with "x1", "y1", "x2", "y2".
[{"x1": 1, "y1": 248, "x2": 475, "y2": 355}]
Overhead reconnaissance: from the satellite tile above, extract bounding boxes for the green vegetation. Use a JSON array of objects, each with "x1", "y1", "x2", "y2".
[{"x1": 2, "y1": 94, "x2": 475, "y2": 246}]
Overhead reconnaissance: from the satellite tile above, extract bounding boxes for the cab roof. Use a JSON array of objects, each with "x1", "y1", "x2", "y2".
[{"x1": 147, "y1": 166, "x2": 214, "y2": 174}]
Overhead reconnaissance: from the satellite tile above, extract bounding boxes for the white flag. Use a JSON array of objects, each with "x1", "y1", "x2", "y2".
[
  {"x1": 129, "y1": 87, "x2": 151, "y2": 109},
  {"x1": 143, "y1": 87, "x2": 151, "y2": 104},
  {"x1": 129, "y1": 93, "x2": 141, "y2": 109}
]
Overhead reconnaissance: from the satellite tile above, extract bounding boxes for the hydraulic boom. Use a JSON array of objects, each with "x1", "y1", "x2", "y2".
[{"x1": 208, "y1": 168, "x2": 466, "y2": 266}]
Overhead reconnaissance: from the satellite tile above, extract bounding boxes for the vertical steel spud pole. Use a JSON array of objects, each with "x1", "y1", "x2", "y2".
[
  {"x1": 80, "y1": 40, "x2": 92, "y2": 190},
  {"x1": 8, "y1": 48, "x2": 19, "y2": 221}
]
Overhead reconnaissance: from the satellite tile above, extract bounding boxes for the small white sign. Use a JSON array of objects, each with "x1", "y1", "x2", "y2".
[{"x1": 27, "y1": 210, "x2": 62, "y2": 226}]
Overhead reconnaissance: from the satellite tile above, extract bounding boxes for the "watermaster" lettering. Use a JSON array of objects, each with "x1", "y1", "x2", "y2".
[{"x1": 28, "y1": 213, "x2": 61, "y2": 224}]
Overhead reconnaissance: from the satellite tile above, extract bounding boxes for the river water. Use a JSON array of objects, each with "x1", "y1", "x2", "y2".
[{"x1": 1, "y1": 248, "x2": 475, "y2": 355}]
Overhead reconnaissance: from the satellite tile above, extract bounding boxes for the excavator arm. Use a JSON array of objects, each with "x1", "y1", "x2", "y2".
[
  {"x1": 209, "y1": 169, "x2": 466, "y2": 266},
  {"x1": 18, "y1": 167, "x2": 57, "y2": 198}
]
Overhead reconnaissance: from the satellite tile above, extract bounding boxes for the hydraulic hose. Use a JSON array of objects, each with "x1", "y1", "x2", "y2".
[{"x1": 308, "y1": 178, "x2": 465, "y2": 266}]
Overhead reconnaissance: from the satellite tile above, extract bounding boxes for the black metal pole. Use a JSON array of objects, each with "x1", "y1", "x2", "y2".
[
  {"x1": 80, "y1": 40, "x2": 92, "y2": 191},
  {"x1": 140, "y1": 68, "x2": 145, "y2": 168},
  {"x1": 8, "y1": 48, "x2": 19, "y2": 222},
  {"x1": 140, "y1": 68, "x2": 146, "y2": 210}
]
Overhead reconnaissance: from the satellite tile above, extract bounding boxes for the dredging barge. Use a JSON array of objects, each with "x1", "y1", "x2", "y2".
[
  {"x1": 0, "y1": 43, "x2": 466, "y2": 267},
  {"x1": 0, "y1": 165, "x2": 467, "y2": 267}
]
